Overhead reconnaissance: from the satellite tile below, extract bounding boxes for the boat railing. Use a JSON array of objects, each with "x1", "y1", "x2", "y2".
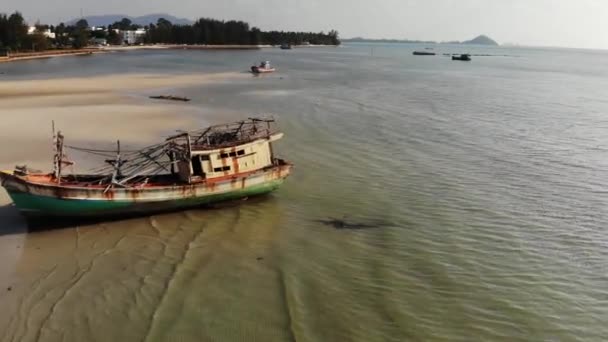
[
  {"x1": 52, "y1": 118, "x2": 277, "y2": 187},
  {"x1": 185, "y1": 118, "x2": 276, "y2": 150}
]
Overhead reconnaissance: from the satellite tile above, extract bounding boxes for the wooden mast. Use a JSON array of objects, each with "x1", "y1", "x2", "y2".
[{"x1": 52, "y1": 121, "x2": 66, "y2": 184}]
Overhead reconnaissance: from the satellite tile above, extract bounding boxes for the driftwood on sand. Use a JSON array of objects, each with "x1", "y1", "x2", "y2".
[{"x1": 149, "y1": 95, "x2": 191, "y2": 102}]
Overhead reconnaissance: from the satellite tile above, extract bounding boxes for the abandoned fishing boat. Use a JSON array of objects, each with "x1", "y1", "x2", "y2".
[
  {"x1": 251, "y1": 61, "x2": 276, "y2": 74},
  {"x1": 0, "y1": 118, "x2": 292, "y2": 217}
]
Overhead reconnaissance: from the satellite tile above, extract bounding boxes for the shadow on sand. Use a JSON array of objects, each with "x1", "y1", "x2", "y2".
[{"x1": 0, "y1": 204, "x2": 143, "y2": 236}]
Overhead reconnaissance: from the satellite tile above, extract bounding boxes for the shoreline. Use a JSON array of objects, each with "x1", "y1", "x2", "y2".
[
  {"x1": 0, "y1": 44, "x2": 339, "y2": 63},
  {"x1": 0, "y1": 49, "x2": 103, "y2": 63},
  {"x1": 105, "y1": 44, "x2": 337, "y2": 51}
]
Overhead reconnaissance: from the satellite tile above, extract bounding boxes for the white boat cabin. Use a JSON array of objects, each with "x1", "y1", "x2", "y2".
[{"x1": 176, "y1": 132, "x2": 283, "y2": 183}]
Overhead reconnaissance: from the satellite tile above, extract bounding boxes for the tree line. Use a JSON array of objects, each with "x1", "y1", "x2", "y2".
[
  {"x1": 0, "y1": 11, "x2": 340, "y2": 51},
  {"x1": 0, "y1": 12, "x2": 91, "y2": 51},
  {"x1": 0, "y1": 12, "x2": 35, "y2": 50},
  {"x1": 142, "y1": 18, "x2": 340, "y2": 46}
]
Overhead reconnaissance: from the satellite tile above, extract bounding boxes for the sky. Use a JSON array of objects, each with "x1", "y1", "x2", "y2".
[{"x1": 3, "y1": 0, "x2": 608, "y2": 49}]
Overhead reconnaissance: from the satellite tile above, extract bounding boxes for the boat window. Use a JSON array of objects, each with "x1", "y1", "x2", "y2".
[
  {"x1": 192, "y1": 157, "x2": 204, "y2": 176},
  {"x1": 213, "y1": 166, "x2": 231, "y2": 172},
  {"x1": 219, "y1": 153, "x2": 229, "y2": 159},
  {"x1": 223, "y1": 166, "x2": 230, "y2": 171},
  {"x1": 200, "y1": 155, "x2": 210, "y2": 161},
  {"x1": 237, "y1": 150, "x2": 245, "y2": 156}
]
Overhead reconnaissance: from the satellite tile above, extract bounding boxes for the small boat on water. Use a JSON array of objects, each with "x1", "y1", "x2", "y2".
[
  {"x1": 251, "y1": 61, "x2": 276, "y2": 74},
  {"x1": 452, "y1": 54, "x2": 471, "y2": 61},
  {"x1": 280, "y1": 44, "x2": 292, "y2": 50},
  {"x1": 413, "y1": 51, "x2": 436, "y2": 56},
  {"x1": 0, "y1": 118, "x2": 292, "y2": 218}
]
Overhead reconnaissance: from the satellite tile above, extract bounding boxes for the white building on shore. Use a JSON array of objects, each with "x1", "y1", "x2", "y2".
[
  {"x1": 27, "y1": 26, "x2": 56, "y2": 39},
  {"x1": 121, "y1": 29, "x2": 146, "y2": 45}
]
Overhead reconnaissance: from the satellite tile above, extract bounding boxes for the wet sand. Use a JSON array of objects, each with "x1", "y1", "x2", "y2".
[{"x1": 0, "y1": 200, "x2": 292, "y2": 342}]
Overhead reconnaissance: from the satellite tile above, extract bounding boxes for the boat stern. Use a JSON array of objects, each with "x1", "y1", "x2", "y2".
[
  {"x1": 270, "y1": 158, "x2": 293, "y2": 181},
  {"x1": 0, "y1": 169, "x2": 16, "y2": 187}
]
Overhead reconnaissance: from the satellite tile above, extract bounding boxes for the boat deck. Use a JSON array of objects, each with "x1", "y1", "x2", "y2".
[{"x1": 1, "y1": 159, "x2": 292, "y2": 190}]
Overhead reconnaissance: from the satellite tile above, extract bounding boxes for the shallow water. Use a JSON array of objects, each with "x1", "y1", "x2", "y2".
[{"x1": 1, "y1": 44, "x2": 607, "y2": 341}]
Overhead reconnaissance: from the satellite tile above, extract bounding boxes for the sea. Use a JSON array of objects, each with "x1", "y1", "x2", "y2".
[{"x1": 0, "y1": 43, "x2": 607, "y2": 341}]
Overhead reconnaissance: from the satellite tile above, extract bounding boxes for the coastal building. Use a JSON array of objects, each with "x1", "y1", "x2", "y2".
[
  {"x1": 27, "y1": 26, "x2": 56, "y2": 39},
  {"x1": 121, "y1": 29, "x2": 146, "y2": 45}
]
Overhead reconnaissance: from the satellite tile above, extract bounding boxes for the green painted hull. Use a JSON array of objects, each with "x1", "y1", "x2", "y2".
[{"x1": 6, "y1": 179, "x2": 284, "y2": 218}]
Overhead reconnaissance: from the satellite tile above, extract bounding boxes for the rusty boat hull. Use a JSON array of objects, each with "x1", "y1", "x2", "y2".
[{"x1": 0, "y1": 162, "x2": 292, "y2": 218}]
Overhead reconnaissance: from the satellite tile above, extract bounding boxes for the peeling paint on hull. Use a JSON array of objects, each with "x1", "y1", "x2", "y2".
[{"x1": 1, "y1": 164, "x2": 291, "y2": 218}]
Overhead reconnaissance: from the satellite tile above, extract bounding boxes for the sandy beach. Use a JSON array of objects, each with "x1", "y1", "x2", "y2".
[{"x1": 0, "y1": 72, "x2": 248, "y2": 171}]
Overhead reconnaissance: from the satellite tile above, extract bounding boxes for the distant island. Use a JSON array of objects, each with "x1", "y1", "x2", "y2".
[
  {"x1": 462, "y1": 35, "x2": 498, "y2": 46},
  {"x1": 343, "y1": 35, "x2": 499, "y2": 46}
]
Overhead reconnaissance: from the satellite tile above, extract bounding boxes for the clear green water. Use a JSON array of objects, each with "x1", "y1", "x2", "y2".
[{"x1": 0, "y1": 44, "x2": 607, "y2": 341}]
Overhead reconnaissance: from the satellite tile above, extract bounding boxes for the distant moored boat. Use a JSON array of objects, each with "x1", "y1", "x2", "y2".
[
  {"x1": 452, "y1": 54, "x2": 472, "y2": 61},
  {"x1": 413, "y1": 51, "x2": 436, "y2": 56}
]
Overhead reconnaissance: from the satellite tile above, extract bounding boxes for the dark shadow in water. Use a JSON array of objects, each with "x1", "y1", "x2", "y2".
[
  {"x1": 0, "y1": 194, "x2": 275, "y2": 237},
  {"x1": 315, "y1": 216, "x2": 389, "y2": 230}
]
